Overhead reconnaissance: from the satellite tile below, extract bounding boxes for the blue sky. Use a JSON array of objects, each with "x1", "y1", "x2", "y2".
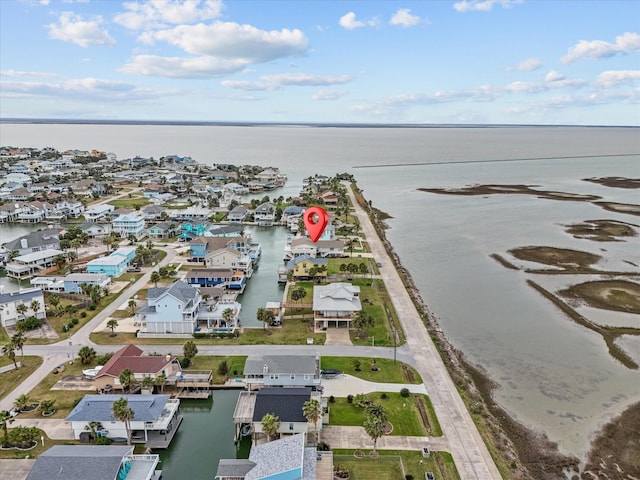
[{"x1": 1, "y1": 0, "x2": 639, "y2": 125}]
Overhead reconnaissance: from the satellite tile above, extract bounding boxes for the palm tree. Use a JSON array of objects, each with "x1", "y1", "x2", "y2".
[
  {"x1": 13, "y1": 394, "x2": 32, "y2": 412},
  {"x1": 78, "y1": 346, "x2": 96, "y2": 365},
  {"x1": 365, "y1": 402, "x2": 388, "y2": 424},
  {"x1": 30, "y1": 300, "x2": 41, "y2": 317},
  {"x1": 106, "y1": 319, "x2": 118, "y2": 336},
  {"x1": 261, "y1": 413, "x2": 281, "y2": 442},
  {"x1": 111, "y1": 397, "x2": 134, "y2": 445},
  {"x1": 11, "y1": 332, "x2": 25, "y2": 358},
  {"x1": 155, "y1": 372, "x2": 168, "y2": 394},
  {"x1": 363, "y1": 414, "x2": 386, "y2": 452},
  {"x1": 222, "y1": 308, "x2": 234, "y2": 328},
  {"x1": 48, "y1": 294, "x2": 60, "y2": 311},
  {"x1": 128, "y1": 299, "x2": 137, "y2": 315},
  {"x1": 142, "y1": 376, "x2": 155, "y2": 393},
  {"x1": 54, "y1": 254, "x2": 67, "y2": 269},
  {"x1": 2, "y1": 342, "x2": 18, "y2": 369},
  {"x1": 119, "y1": 369, "x2": 134, "y2": 393},
  {"x1": 15, "y1": 303, "x2": 28, "y2": 322},
  {"x1": 0, "y1": 410, "x2": 14, "y2": 447},
  {"x1": 150, "y1": 271, "x2": 161, "y2": 288},
  {"x1": 302, "y1": 399, "x2": 322, "y2": 443}
]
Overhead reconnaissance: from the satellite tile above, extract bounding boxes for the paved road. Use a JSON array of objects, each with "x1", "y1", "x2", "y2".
[{"x1": 344, "y1": 182, "x2": 501, "y2": 479}]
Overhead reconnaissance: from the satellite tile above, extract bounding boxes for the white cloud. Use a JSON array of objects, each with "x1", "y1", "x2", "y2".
[
  {"x1": 545, "y1": 70, "x2": 565, "y2": 82},
  {"x1": 0, "y1": 70, "x2": 58, "y2": 78},
  {"x1": 596, "y1": 70, "x2": 640, "y2": 88},
  {"x1": 140, "y1": 22, "x2": 308, "y2": 63},
  {"x1": 48, "y1": 11, "x2": 115, "y2": 47},
  {"x1": 453, "y1": 0, "x2": 522, "y2": 13},
  {"x1": 0, "y1": 77, "x2": 159, "y2": 102},
  {"x1": 339, "y1": 12, "x2": 378, "y2": 30},
  {"x1": 121, "y1": 55, "x2": 248, "y2": 78},
  {"x1": 561, "y1": 32, "x2": 640, "y2": 64},
  {"x1": 114, "y1": 0, "x2": 223, "y2": 30},
  {"x1": 312, "y1": 89, "x2": 348, "y2": 100},
  {"x1": 390, "y1": 9, "x2": 421, "y2": 27},
  {"x1": 222, "y1": 73, "x2": 352, "y2": 91},
  {"x1": 506, "y1": 57, "x2": 542, "y2": 72}
]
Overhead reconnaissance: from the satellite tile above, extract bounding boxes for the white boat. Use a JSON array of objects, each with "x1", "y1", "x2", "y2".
[{"x1": 82, "y1": 365, "x2": 103, "y2": 378}]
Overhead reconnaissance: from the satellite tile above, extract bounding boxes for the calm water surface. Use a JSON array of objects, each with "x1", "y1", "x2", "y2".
[{"x1": 1, "y1": 123, "x2": 639, "y2": 459}]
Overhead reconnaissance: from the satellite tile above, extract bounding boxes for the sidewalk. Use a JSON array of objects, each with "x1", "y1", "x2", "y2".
[{"x1": 321, "y1": 425, "x2": 449, "y2": 452}]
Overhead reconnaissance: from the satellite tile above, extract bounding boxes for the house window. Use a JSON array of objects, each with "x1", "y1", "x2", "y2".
[
  {"x1": 290, "y1": 374, "x2": 295, "y2": 380},
  {"x1": 289, "y1": 423, "x2": 294, "y2": 430}
]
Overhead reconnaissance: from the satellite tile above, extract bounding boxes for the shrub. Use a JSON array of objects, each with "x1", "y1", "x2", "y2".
[
  {"x1": 71, "y1": 317, "x2": 79, "y2": 325},
  {"x1": 405, "y1": 475, "x2": 414, "y2": 480},
  {"x1": 400, "y1": 388, "x2": 410, "y2": 398},
  {"x1": 380, "y1": 393, "x2": 388, "y2": 400},
  {"x1": 95, "y1": 352, "x2": 114, "y2": 365},
  {"x1": 88, "y1": 304, "x2": 96, "y2": 311},
  {"x1": 62, "y1": 325, "x2": 69, "y2": 332},
  {"x1": 317, "y1": 441, "x2": 331, "y2": 451},
  {"x1": 217, "y1": 360, "x2": 229, "y2": 376},
  {"x1": 347, "y1": 394, "x2": 354, "y2": 404},
  {"x1": 179, "y1": 357, "x2": 191, "y2": 368},
  {"x1": 96, "y1": 436, "x2": 111, "y2": 445},
  {"x1": 329, "y1": 395, "x2": 335, "y2": 403},
  {"x1": 80, "y1": 311, "x2": 87, "y2": 318}
]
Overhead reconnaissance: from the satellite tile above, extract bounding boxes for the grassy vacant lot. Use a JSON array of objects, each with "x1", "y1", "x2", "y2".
[
  {"x1": 0, "y1": 356, "x2": 43, "y2": 402},
  {"x1": 187, "y1": 355, "x2": 247, "y2": 384},
  {"x1": 327, "y1": 258, "x2": 380, "y2": 276},
  {"x1": 320, "y1": 357, "x2": 421, "y2": 384},
  {"x1": 91, "y1": 318, "x2": 325, "y2": 346},
  {"x1": 333, "y1": 450, "x2": 460, "y2": 480},
  {"x1": 328, "y1": 392, "x2": 427, "y2": 436},
  {"x1": 108, "y1": 196, "x2": 150, "y2": 209}
]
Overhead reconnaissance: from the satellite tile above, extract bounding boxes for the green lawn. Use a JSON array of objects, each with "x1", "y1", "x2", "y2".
[
  {"x1": 108, "y1": 196, "x2": 150, "y2": 209},
  {"x1": 333, "y1": 450, "x2": 460, "y2": 480},
  {"x1": 0, "y1": 429, "x2": 79, "y2": 459},
  {"x1": 187, "y1": 355, "x2": 247, "y2": 384},
  {"x1": 320, "y1": 357, "x2": 422, "y2": 384},
  {"x1": 0, "y1": 356, "x2": 43, "y2": 402},
  {"x1": 328, "y1": 392, "x2": 427, "y2": 436}
]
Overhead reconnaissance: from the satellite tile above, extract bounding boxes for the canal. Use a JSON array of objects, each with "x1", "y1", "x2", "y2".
[{"x1": 158, "y1": 390, "x2": 250, "y2": 480}]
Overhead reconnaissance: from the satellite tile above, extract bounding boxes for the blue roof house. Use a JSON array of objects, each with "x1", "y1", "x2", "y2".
[{"x1": 86, "y1": 255, "x2": 129, "y2": 278}]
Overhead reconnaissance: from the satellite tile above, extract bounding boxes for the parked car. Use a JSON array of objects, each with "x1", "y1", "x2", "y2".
[
  {"x1": 321, "y1": 369, "x2": 343, "y2": 378},
  {"x1": 426, "y1": 473, "x2": 435, "y2": 480}
]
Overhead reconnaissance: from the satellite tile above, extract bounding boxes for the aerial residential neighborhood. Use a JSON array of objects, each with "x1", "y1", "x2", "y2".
[{"x1": 0, "y1": 145, "x2": 499, "y2": 480}]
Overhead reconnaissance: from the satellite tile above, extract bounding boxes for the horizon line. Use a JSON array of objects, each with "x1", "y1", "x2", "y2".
[{"x1": 1, "y1": 118, "x2": 638, "y2": 128}]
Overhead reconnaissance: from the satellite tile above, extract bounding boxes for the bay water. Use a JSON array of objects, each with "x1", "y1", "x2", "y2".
[{"x1": 1, "y1": 123, "x2": 639, "y2": 460}]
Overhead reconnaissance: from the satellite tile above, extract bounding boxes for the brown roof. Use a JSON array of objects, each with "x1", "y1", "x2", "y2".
[{"x1": 95, "y1": 344, "x2": 172, "y2": 378}]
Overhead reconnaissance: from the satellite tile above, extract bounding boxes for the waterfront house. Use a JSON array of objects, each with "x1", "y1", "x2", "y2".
[
  {"x1": 63, "y1": 272, "x2": 111, "y2": 294},
  {"x1": 185, "y1": 268, "x2": 246, "y2": 290},
  {"x1": 283, "y1": 237, "x2": 345, "y2": 260},
  {"x1": 208, "y1": 224, "x2": 244, "y2": 237},
  {"x1": 93, "y1": 344, "x2": 182, "y2": 392},
  {"x1": 215, "y1": 433, "x2": 316, "y2": 480},
  {"x1": 79, "y1": 221, "x2": 112, "y2": 238},
  {"x1": 30, "y1": 276, "x2": 65, "y2": 292},
  {"x1": 54, "y1": 199, "x2": 85, "y2": 218},
  {"x1": 228, "y1": 205, "x2": 249, "y2": 223},
  {"x1": 189, "y1": 236, "x2": 254, "y2": 262},
  {"x1": 66, "y1": 394, "x2": 181, "y2": 448},
  {"x1": 204, "y1": 248, "x2": 253, "y2": 276},
  {"x1": 243, "y1": 355, "x2": 321, "y2": 390},
  {"x1": 284, "y1": 255, "x2": 328, "y2": 281},
  {"x1": 112, "y1": 211, "x2": 145, "y2": 239},
  {"x1": 253, "y1": 202, "x2": 276, "y2": 226},
  {"x1": 85, "y1": 204, "x2": 115, "y2": 222},
  {"x1": 250, "y1": 388, "x2": 317, "y2": 444},
  {"x1": 26, "y1": 445, "x2": 162, "y2": 480},
  {"x1": 135, "y1": 281, "x2": 202, "y2": 335},
  {"x1": 312, "y1": 282, "x2": 361, "y2": 329},
  {"x1": 5, "y1": 248, "x2": 65, "y2": 280},
  {"x1": 0, "y1": 287, "x2": 46, "y2": 327},
  {"x1": 255, "y1": 167, "x2": 286, "y2": 187},
  {"x1": 142, "y1": 204, "x2": 167, "y2": 220},
  {"x1": 1, "y1": 228, "x2": 61, "y2": 256},
  {"x1": 224, "y1": 182, "x2": 250, "y2": 195}
]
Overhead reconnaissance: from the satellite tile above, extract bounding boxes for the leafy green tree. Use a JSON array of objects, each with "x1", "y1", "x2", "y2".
[
  {"x1": 150, "y1": 271, "x2": 161, "y2": 288},
  {"x1": 261, "y1": 413, "x2": 281, "y2": 441},
  {"x1": 302, "y1": 399, "x2": 322, "y2": 443},
  {"x1": 256, "y1": 307, "x2": 275, "y2": 330},
  {"x1": 183, "y1": 340, "x2": 198, "y2": 360},
  {"x1": 111, "y1": 397, "x2": 134, "y2": 445}
]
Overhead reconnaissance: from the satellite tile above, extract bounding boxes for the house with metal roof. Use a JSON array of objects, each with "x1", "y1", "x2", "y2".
[
  {"x1": 251, "y1": 388, "x2": 315, "y2": 444},
  {"x1": 26, "y1": 445, "x2": 162, "y2": 480},
  {"x1": 312, "y1": 282, "x2": 361, "y2": 329},
  {"x1": 243, "y1": 354, "x2": 321, "y2": 390},
  {"x1": 66, "y1": 394, "x2": 181, "y2": 448}
]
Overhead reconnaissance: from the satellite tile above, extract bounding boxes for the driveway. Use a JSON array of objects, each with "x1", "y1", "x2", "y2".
[{"x1": 324, "y1": 328, "x2": 352, "y2": 346}]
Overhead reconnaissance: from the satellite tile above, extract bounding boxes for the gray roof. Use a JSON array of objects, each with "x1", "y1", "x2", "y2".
[
  {"x1": 26, "y1": 445, "x2": 132, "y2": 480},
  {"x1": 64, "y1": 273, "x2": 108, "y2": 282},
  {"x1": 2, "y1": 228, "x2": 60, "y2": 250},
  {"x1": 0, "y1": 288, "x2": 43, "y2": 306},
  {"x1": 66, "y1": 394, "x2": 170, "y2": 422},
  {"x1": 285, "y1": 254, "x2": 328, "y2": 270},
  {"x1": 147, "y1": 281, "x2": 198, "y2": 306},
  {"x1": 252, "y1": 388, "x2": 310, "y2": 422},
  {"x1": 246, "y1": 433, "x2": 308, "y2": 480},
  {"x1": 215, "y1": 459, "x2": 256, "y2": 478},
  {"x1": 312, "y1": 283, "x2": 361, "y2": 312},
  {"x1": 208, "y1": 224, "x2": 243, "y2": 235},
  {"x1": 254, "y1": 202, "x2": 275, "y2": 213},
  {"x1": 245, "y1": 355, "x2": 318, "y2": 376}
]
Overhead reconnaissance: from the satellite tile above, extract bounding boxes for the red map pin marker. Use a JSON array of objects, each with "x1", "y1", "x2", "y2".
[{"x1": 304, "y1": 206, "x2": 329, "y2": 242}]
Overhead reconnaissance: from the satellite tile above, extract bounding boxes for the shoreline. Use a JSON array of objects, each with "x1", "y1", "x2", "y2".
[{"x1": 355, "y1": 184, "x2": 585, "y2": 479}]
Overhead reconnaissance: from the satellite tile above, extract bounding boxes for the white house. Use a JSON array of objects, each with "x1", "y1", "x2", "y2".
[
  {"x1": 112, "y1": 211, "x2": 145, "y2": 239},
  {"x1": 283, "y1": 237, "x2": 345, "y2": 261},
  {"x1": 253, "y1": 202, "x2": 276, "y2": 226},
  {"x1": 136, "y1": 281, "x2": 202, "y2": 336},
  {"x1": 0, "y1": 288, "x2": 46, "y2": 327},
  {"x1": 312, "y1": 282, "x2": 361, "y2": 329},
  {"x1": 5, "y1": 248, "x2": 66, "y2": 280},
  {"x1": 85, "y1": 204, "x2": 115, "y2": 222}
]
